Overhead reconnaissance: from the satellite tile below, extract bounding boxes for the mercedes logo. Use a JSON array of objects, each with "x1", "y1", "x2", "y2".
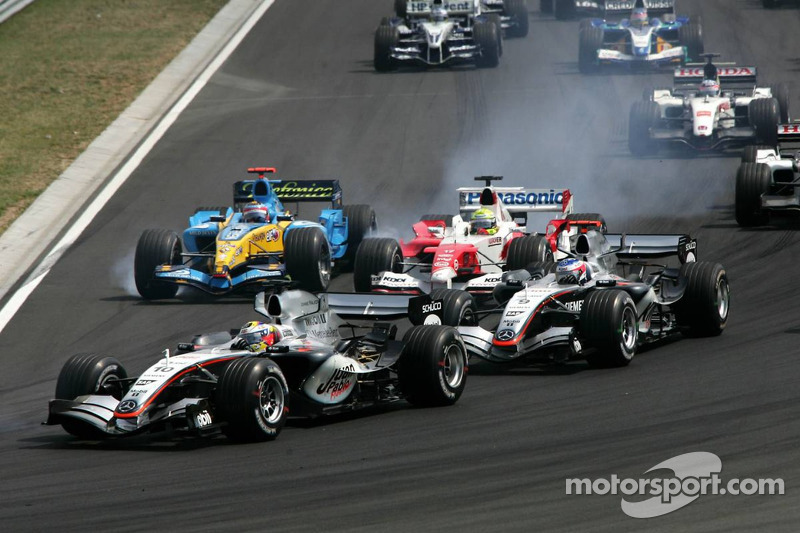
[
  {"x1": 496, "y1": 329, "x2": 515, "y2": 341},
  {"x1": 117, "y1": 400, "x2": 138, "y2": 413}
]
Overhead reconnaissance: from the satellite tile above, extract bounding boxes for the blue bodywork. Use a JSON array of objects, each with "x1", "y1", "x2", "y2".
[{"x1": 586, "y1": 16, "x2": 694, "y2": 68}]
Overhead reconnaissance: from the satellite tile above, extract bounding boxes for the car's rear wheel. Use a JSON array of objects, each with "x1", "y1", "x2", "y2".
[
  {"x1": 772, "y1": 83, "x2": 791, "y2": 123},
  {"x1": 505, "y1": 0, "x2": 529, "y2": 38},
  {"x1": 134, "y1": 229, "x2": 181, "y2": 300},
  {"x1": 284, "y1": 227, "x2": 332, "y2": 292},
  {"x1": 749, "y1": 98, "x2": 780, "y2": 146},
  {"x1": 581, "y1": 290, "x2": 638, "y2": 368},
  {"x1": 507, "y1": 235, "x2": 552, "y2": 270},
  {"x1": 55, "y1": 353, "x2": 128, "y2": 438},
  {"x1": 342, "y1": 204, "x2": 377, "y2": 266},
  {"x1": 678, "y1": 18, "x2": 703, "y2": 61},
  {"x1": 397, "y1": 326, "x2": 468, "y2": 407},
  {"x1": 674, "y1": 262, "x2": 729, "y2": 337},
  {"x1": 629, "y1": 101, "x2": 660, "y2": 156},
  {"x1": 353, "y1": 237, "x2": 403, "y2": 292},
  {"x1": 474, "y1": 20, "x2": 500, "y2": 68},
  {"x1": 735, "y1": 162, "x2": 772, "y2": 227},
  {"x1": 217, "y1": 358, "x2": 288, "y2": 442}
]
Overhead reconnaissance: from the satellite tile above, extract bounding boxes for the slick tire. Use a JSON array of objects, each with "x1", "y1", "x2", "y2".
[
  {"x1": 674, "y1": 262, "x2": 730, "y2": 337},
  {"x1": 734, "y1": 162, "x2": 772, "y2": 227},
  {"x1": 628, "y1": 101, "x2": 660, "y2": 156},
  {"x1": 678, "y1": 18, "x2": 703, "y2": 61},
  {"x1": 217, "y1": 358, "x2": 289, "y2": 442},
  {"x1": 578, "y1": 25, "x2": 603, "y2": 73},
  {"x1": 554, "y1": 0, "x2": 575, "y2": 20},
  {"x1": 505, "y1": 0, "x2": 529, "y2": 38},
  {"x1": 412, "y1": 289, "x2": 478, "y2": 327},
  {"x1": 398, "y1": 326, "x2": 468, "y2": 407},
  {"x1": 134, "y1": 229, "x2": 181, "y2": 300},
  {"x1": 741, "y1": 145, "x2": 772, "y2": 163},
  {"x1": 581, "y1": 290, "x2": 638, "y2": 368},
  {"x1": 353, "y1": 237, "x2": 403, "y2": 292},
  {"x1": 772, "y1": 83, "x2": 791, "y2": 123},
  {"x1": 394, "y1": 0, "x2": 407, "y2": 17},
  {"x1": 55, "y1": 353, "x2": 128, "y2": 438},
  {"x1": 474, "y1": 21, "x2": 500, "y2": 68},
  {"x1": 284, "y1": 227, "x2": 332, "y2": 292},
  {"x1": 525, "y1": 260, "x2": 557, "y2": 280},
  {"x1": 374, "y1": 25, "x2": 399, "y2": 72},
  {"x1": 749, "y1": 98, "x2": 780, "y2": 146},
  {"x1": 507, "y1": 235, "x2": 553, "y2": 271},
  {"x1": 342, "y1": 204, "x2": 377, "y2": 266},
  {"x1": 420, "y1": 213, "x2": 454, "y2": 227},
  {"x1": 566, "y1": 212, "x2": 607, "y2": 233}
]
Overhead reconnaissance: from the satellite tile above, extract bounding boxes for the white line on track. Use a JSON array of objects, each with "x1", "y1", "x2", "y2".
[{"x1": 0, "y1": 0, "x2": 276, "y2": 334}]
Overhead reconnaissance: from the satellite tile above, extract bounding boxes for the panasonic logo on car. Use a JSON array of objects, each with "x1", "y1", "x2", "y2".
[{"x1": 462, "y1": 190, "x2": 564, "y2": 206}]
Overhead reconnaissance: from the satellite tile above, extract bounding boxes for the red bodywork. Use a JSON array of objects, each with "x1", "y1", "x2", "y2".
[{"x1": 545, "y1": 219, "x2": 605, "y2": 253}]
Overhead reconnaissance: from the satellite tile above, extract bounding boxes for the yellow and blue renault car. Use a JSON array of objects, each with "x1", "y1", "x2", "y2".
[{"x1": 134, "y1": 168, "x2": 375, "y2": 299}]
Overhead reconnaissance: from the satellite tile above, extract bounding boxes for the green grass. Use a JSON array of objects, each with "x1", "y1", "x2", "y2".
[{"x1": 0, "y1": 0, "x2": 228, "y2": 232}]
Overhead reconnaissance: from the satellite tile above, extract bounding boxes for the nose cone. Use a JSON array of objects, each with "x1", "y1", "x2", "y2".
[{"x1": 430, "y1": 267, "x2": 456, "y2": 283}]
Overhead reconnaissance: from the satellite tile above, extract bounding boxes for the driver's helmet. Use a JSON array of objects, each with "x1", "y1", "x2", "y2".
[
  {"x1": 237, "y1": 321, "x2": 282, "y2": 352},
  {"x1": 699, "y1": 78, "x2": 721, "y2": 97},
  {"x1": 431, "y1": 5, "x2": 448, "y2": 22},
  {"x1": 630, "y1": 7, "x2": 649, "y2": 28},
  {"x1": 242, "y1": 202, "x2": 269, "y2": 223},
  {"x1": 470, "y1": 207, "x2": 498, "y2": 235},
  {"x1": 556, "y1": 258, "x2": 591, "y2": 286}
]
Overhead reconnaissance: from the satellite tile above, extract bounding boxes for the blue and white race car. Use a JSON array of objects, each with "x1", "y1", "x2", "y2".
[
  {"x1": 578, "y1": 7, "x2": 702, "y2": 73},
  {"x1": 134, "y1": 168, "x2": 376, "y2": 298}
]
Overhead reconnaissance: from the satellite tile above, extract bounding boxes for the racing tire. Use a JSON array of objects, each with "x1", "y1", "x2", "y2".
[
  {"x1": 474, "y1": 21, "x2": 500, "y2": 69},
  {"x1": 397, "y1": 326, "x2": 468, "y2": 407},
  {"x1": 734, "y1": 162, "x2": 772, "y2": 227},
  {"x1": 413, "y1": 289, "x2": 478, "y2": 327},
  {"x1": 420, "y1": 213, "x2": 454, "y2": 227},
  {"x1": 394, "y1": 0, "x2": 407, "y2": 17},
  {"x1": 566, "y1": 212, "x2": 607, "y2": 233},
  {"x1": 554, "y1": 0, "x2": 575, "y2": 20},
  {"x1": 55, "y1": 353, "x2": 128, "y2": 438},
  {"x1": 342, "y1": 204, "x2": 377, "y2": 265},
  {"x1": 217, "y1": 357, "x2": 289, "y2": 442},
  {"x1": 486, "y1": 14, "x2": 504, "y2": 56},
  {"x1": 506, "y1": 235, "x2": 553, "y2": 271},
  {"x1": 772, "y1": 83, "x2": 791, "y2": 123},
  {"x1": 374, "y1": 25, "x2": 399, "y2": 72},
  {"x1": 628, "y1": 101, "x2": 660, "y2": 156},
  {"x1": 284, "y1": 227, "x2": 332, "y2": 293},
  {"x1": 525, "y1": 260, "x2": 557, "y2": 279},
  {"x1": 581, "y1": 290, "x2": 638, "y2": 368},
  {"x1": 678, "y1": 18, "x2": 703, "y2": 62},
  {"x1": 353, "y1": 237, "x2": 403, "y2": 292},
  {"x1": 505, "y1": 0, "x2": 529, "y2": 38},
  {"x1": 540, "y1": 0, "x2": 553, "y2": 14},
  {"x1": 741, "y1": 145, "x2": 772, "y2": 163},
  {"x1": 674, "y1": 262, "x2": 730, "y2": 337},
  {"x1": 763, "y1": 0, "x2": 777, "y2": 8},
  {"x1": 578, "y1": 25, "x2": 603, "y2": 74},
  {"x1": 134, "y1": 229, "x2": 181, "y2": 300},
  {"x1": 749, "y1": 98, "x2": 780, "y2": 147}
]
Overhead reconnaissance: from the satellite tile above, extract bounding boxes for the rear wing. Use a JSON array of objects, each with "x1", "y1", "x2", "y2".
[
  {"x1": 404, "y1": 0, "x2": 475, "y2": 16},
  {"x1": 673, "y1": 65, "x2": 757, "y2": 88},
  {"x1": 777, "y1": 123, "x2": 800, "y2": 149},
  {"x1": 603, "y1": 0, "x2": 675, "y2": 18},
  {"x1": 233, "y1": 178, "x2": 343, "y2": 209},
  {"x1": 458, "y1": 187, "x2": 573, "y2": 214},
  {"x1": 605, "y1": 234, "x2": 697, "y2": 263}
]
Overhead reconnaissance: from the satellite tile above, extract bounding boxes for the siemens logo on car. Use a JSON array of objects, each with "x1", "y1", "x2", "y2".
[{"x1": 462, "y1": 190, "x2": 564, "y2": 206}]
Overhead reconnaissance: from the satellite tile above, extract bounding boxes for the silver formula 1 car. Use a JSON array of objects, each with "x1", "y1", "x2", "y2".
[
  {"x1": 45, "y1": 291, "x2": 467, "y2": 442},
  {"x1": 409, "y1": 230, "x2": 729, "y2": 368},
  {"x1": 375, "y1": 0, "x2": 502, "y2": 71},
  {"x1": 735, "y1": 123, "x2": 800, "y2": 227},
  {"x1": 630, "y1": 54, "x2": 790, "y2": 154}
]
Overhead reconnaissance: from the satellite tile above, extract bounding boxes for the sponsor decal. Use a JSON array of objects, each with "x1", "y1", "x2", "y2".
[
  {"x1": 564, "y1": 300, "x2": 583, "y2": 312},
  {"x1": 566, "y1": 452, "x2": 784, "y2": 519},
  {"x1": 781, "y1": 124, "x2": 800, "y2": 134},
  {"x1": 195, "y1": 410, "x2": 213, "y2": 428},
  {"x1": 117, "y1": 400, "x2": 138, "y2": 413},
  {"x1": 505, "y1": 310, "x2": 525, "y2": 317},
  {"x1": 134, "y1": 379, "x2": 156, "y2": 386},
  {"x1": 462, "y1": 190, "x2": 564, "y2": 207},
  {"x1": 496, "y1": 329, "x2": 515, "y2": 341},
  {"x1": 422, "y1": 301, "x2": 442, "y2": 314},
  {"x1": 251, "y1": 228, "x2": 280, "y2": 243},
  {"x1": 303, "y1": 313, "x2": 328, "y2": 326},
  {"x1": 488, "y1": 237, "x2": 502, "y2": 246},
  {"x1": 676, "y1": 67, "x2": 755, "y2": 77},
  {"x1": 434, "y1": 260, "x2": 450, "y2": 268},
  {"x1": 502, "y1": 320, "x2": 519, "y2": 326},
  {"x1": 127, "y1": 388, "x2": 148, "y2": 398},
  {"x1": 695, "y1": 111, "x2": 712, "y2": 117},
  {"x1": 316, "y1": 364, "x2": 355, "y2": 399},
  {"x1": 273, "y1": 181, "x2": 335, "y2": 199}
]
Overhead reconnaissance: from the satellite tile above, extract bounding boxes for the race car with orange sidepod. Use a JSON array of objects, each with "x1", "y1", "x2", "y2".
[{"x1": 45, "y1": 290, "x2": 467, "y2": 442}]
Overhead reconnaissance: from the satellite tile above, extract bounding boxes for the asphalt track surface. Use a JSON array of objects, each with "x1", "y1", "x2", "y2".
[{"x1": 2, "y1": 1, "x2": 800, "y2": 531}]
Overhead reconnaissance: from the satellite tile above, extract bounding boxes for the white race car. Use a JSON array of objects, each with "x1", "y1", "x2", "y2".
[
  {"x1": 735, "y1": 123, "x2": 800, "y2": 227},
  {"x1": 353, "y1": 176, "x2": 579, "y2": 301},
  {"x1": 630, "y1": 54, "x2": 790, "y2": 154}
]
